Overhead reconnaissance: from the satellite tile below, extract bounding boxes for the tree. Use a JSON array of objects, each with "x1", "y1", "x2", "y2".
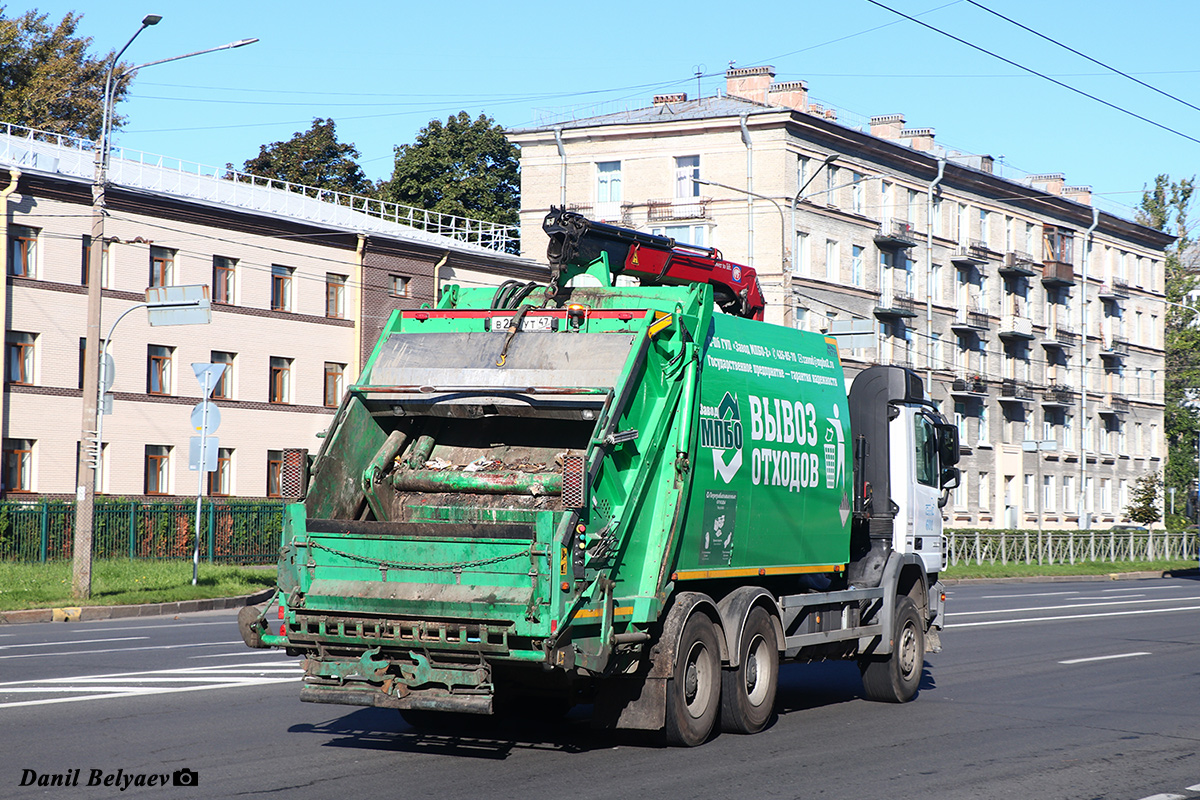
[
  {"x1": 235, "y1": 118, "x2": 373, "y2": 196},
  {"x1": 1126, "y1": 472, "x2": 1163, "y2": 526},
  {"x1": 0, "y1": 7, "x2": 129, "y2": 140},
  {"x1": 380, "y1": 112, "x2": 519, "y2": 227},
  {"x1": 1138, "y1": 174, "x2": 1198, "y2": 530}
]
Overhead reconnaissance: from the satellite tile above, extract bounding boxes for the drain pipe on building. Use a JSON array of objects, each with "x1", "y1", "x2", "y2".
[
  {"x1": 740, "y1": 113, "x2": 754, "y2": 268},
  {"x1": 0, "y1": 169, "x2": 21, "y2": 464},
  {"x1": 1079, "y1": 206, "x2": 1100, "y2": 528},
  {"x1": 926, "y1": 157, "x2": 946, "y2": 391}
]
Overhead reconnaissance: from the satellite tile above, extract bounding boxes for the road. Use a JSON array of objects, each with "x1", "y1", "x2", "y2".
[{"x1": 1, "y1": 577, "x2": 1198, "y2": 800}]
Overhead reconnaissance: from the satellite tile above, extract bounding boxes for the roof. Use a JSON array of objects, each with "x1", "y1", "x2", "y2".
[{"x1": 509, "y1": 95, "x2": 777, "y2": 134}]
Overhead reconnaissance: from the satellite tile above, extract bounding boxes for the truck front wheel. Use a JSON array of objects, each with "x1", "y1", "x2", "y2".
[
  {"x1": 859, "y1": 596, "x2": 924, "y2": 702},
  {"x1": 664, "y1": 612, "x2": 722, "y2": 746},
  {"x1": 720, "y1": 606, "x2": 779, "y2": 734}
]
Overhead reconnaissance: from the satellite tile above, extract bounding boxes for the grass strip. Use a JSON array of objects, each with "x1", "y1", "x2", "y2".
[
  {"x1": 0, "y1": 560, "x2": 276, "y2": 611},
  {"x1": 943, "y1": 557, "x2": 1196, "y2": 580}
]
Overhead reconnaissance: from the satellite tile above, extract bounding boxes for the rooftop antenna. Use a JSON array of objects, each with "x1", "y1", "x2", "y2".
[{"x1": 694, "y1": 64, "x2": 705, "y2": 99}]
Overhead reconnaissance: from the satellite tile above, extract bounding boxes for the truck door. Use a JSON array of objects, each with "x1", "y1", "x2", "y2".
[{"x1": 889, "y1": 406, "x2": 943, "y2": 572}]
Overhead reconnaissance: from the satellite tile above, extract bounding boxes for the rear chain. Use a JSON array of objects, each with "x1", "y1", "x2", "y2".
[{"x1": 305, "y1": 539, "x2": 526, "y2": 572}]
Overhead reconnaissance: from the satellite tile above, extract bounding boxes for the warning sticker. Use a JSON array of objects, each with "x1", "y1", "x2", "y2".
[{"x1": 698, "y1": 491, "x2": 737, "y2": 566}]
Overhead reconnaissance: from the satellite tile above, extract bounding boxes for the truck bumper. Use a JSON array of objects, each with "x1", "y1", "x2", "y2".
[{"x1": 300, "y1": 681, "x2": 493, "y2": 714}]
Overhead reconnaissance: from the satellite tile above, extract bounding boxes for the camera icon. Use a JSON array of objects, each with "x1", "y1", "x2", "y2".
[{"x1": 172, "y1": 769, "x2": 199, "y2": 787}]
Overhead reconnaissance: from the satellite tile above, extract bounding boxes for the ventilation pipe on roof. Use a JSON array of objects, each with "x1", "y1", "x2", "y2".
[{"x1": 740, "y1": 113, "x2": 754, "y2": 267}]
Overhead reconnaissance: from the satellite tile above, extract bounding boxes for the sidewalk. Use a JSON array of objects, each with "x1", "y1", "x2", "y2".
[{"x1": 0, "y1": 588, "x2": 274, "y2": 625}]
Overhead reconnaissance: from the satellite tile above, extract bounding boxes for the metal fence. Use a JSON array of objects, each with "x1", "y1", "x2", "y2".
[
  {"x1": 947, "y1": 528, "x2": 1199, "y2": 566},
  {"x1": 0, "y1": 501, "x2": 284, "y2": 564}
]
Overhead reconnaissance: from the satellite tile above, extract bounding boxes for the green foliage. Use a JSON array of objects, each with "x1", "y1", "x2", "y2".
[
  {"x1": 1126, "y1": 471, "x2": 1163, "y2": 525},
  {"x1": 381, "y1": 111, "x2": 519, "y2": 227},
  {"x1": 235, "y1": 117, "x2": 373, "y2": 196},
  {"x1": 0, "y1": 6, "x2": 129, "y2": 139},
  {"x1": 1139, "y1": 175, "x2": 1199, "y2": 510}
]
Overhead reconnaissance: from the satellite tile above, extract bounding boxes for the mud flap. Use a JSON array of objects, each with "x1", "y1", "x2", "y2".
[{"x1": 591, "y1": 676, "x2": 666, "y2": 730}]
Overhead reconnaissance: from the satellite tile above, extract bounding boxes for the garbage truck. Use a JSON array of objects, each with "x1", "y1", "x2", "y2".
[{"x1": 241, "y1": 208, "x2": 961, "y2": 746}]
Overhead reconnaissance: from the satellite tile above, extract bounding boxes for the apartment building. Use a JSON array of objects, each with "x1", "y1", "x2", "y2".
[
  {"x1": 509, "y1": 66, "x2": 1175, "y2": 529},
  {"x1": 1, "y1": 126, "x2": 540, "y2": 500}
]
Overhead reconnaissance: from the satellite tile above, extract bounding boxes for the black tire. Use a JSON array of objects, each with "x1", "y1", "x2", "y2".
[
  {"x1": 720, "y1": 606, "x2": 779, "y2": 734},
  {"x1": 860, "y1": 595, "x2": 924, "y2": 703},
  {"x1": 664, "y1": 612, "x2": 722, "y2": 747}
]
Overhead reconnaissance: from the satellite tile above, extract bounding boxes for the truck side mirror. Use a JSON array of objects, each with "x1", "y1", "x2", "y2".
[
  {"x1": 938, "y1": 424, "x2": 960, "y2": 466},
  {"x1": 940, "y1": 466, "x2": 960, "y2": 490}
]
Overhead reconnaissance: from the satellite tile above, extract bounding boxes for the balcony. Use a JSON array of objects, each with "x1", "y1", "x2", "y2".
[
  {"x1": 1042, "y1": 260, "x2": 1075, "y2": 286},
  {"x1": 999, "y1": 379, "x2": 1035, "y2": 404},
  {"x1": 1041, "y1": 324, "x2": 1078, "y2": 349},
  {"x1": 951, "y1": 241, "x2": 990, "y2": 268},
  {"x1": 646, "y1": 197, "x2": 712, "y2": 222},
  {"x1": 1000, "y1": 250, "x2": 1039, "y2": 277},
  {"x1": 1099, "y1": 394, "x2": 1130, "y2": 417},
  {"x1": 1098, "y1": 279, "x2": 1129, "y2": 302},
  {"x1": 874, "y1": 219, "x2": 918, "y2": 249},
  {"x1": 1100, "y1": 336, "x2": 1130, "y2": 362},
  {"x1": 1042, "y1": 384, "x2": 1076, "y2": 407},
  {"x1": 951, "y1": 309, "x2": 990, "y2": 333},
  {"x1": 950, "y1": 375, "x2": 988, "y2": 397},
  {"x1": 998, "y1": 314, "x2": 1034, "y2": 340},
  {"x1": 874, "y1": 292, "x2": 918, "y2": 319}
]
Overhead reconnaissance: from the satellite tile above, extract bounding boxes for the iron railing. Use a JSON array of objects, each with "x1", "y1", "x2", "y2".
[
  {"x1": 947, "y1": 528, "x2": 1198, "y2": 566},
  {"x1": 0, "y1": 500, "x2": 283, "y2": 564}
]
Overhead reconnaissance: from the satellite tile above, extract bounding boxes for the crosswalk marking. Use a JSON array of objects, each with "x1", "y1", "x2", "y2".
[{"x1": 0, "y1": 660, "x2": 301, "y2": 709}]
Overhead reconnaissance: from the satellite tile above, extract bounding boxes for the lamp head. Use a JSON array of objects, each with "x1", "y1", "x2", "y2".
[{"x1": 142, "y1": 14, "x2": 162, "y2": 26}]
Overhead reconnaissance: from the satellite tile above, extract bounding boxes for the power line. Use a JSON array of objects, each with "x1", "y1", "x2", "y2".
[
  {"x1": 964, "y1": 0, "x2": 1200, "y2": 115},
  {"x1": 862, "y1": 0, "x2": 1200, "y2": 147}
]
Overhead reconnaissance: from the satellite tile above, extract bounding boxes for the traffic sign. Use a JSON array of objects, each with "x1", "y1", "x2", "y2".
[
  {"x1": 188, "y1": 436, "x2": 219, "y2": 472},
  {"x1": 99, "y1": 353, "x2": 115, "y2": 393},
  {"x1": 190, "y1": 402, "x2": 220, "y2": 436},
  {"x1": 192, "y1": 362, "x2": 226, "y2": 399}
]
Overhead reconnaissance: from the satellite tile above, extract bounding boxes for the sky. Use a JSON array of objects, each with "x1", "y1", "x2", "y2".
[{"x1": 9, "y1": 0, "x2": 1200, "y2": 222}]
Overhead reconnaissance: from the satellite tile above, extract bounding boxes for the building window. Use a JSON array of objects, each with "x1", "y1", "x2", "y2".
[
  {"x1": 797, "y1": 154, "x2": 810, "y2": 192},
  {"x1": 978, "y1": 208, "x2": 990, "y2": 245},
  {"x1": 1024, "y1": 473, "x2": 1035, "y2": 512},
  {"x1": 9, "y1": 225, "x2": 38, "y2": 277},
  {"x1": 211, "y1": 351, "x2": 235, "y2": 400},
  {"x1": 675, "y1": 155, "x2": 700, "y2": 198},
  {"x1": 390, "y1": 275, "x2": 411, "y2": 298},
  {"x1": 826, "y1": 166, "x2": 839, "y2": 207},
  {"x1": 851, "y1": 173, "x2": 865, "y2": 214},
  {"x1": 1043, "y1": 475, "x2": 1056, "y2": 513},
  {"x1": 213, "y1": 256, "x2": 236, "y2": 304},
  {"x1": 147, "y1": 345, "x2": 173, "y2": 395},
  {"x1": 78, "y1": 337, "x2": 87, "y2": 389},
  {"x1": 2, "y1": 438, "x2": 34, "y2": 492},
  {"x1": 979, "y1": 471, "x2": 990, "y2": 511},
  {"x1": 932, "y1": 198, "x2": 944, "y2": 237},
  {"x1": 851, "y1": 245, "x2": 865, "y2": 287},
  {"x1": 266, "y1": 450, "x2": 283, "y2": 498},
  {"x1": 907, "y1": 189, "x2": 920, "y2": 226},
  {"x1": 81, "y1": 235, "x2": 110, "y2": 287},
  {"x1": 145, "y1": 445, "x2": 171, "y2": 495},
  {"x1": 793, "y1": 231, "x2": 810, "y2": 275},
  {"x1": 269, "y1": 357, "x2": 292, "y2": 404},
  {"x1": 652, "y1": 225, "x2": 707, "y2": 247},
  {"x1": 1043, "y1": 225, "x2": 1074, "y2": 264},
  {"x1": 1063, "y1": 475, "x2": 1076, "y2": 513},
  {"x1": 7, "y1": 332, "x2": 35, "y2": 385},
  {"x1": 326, "y1": 273, "x2": 346, "y2": 319},
  {"x1": 324, "y1": 362, "x2": 345, "y2": 407},
  {"x1": 596, "y1": 161, "x2": 622, "y2": 204},
  {"x1": 208, "y1": 448, "x2": 233, "y2": 496},
  {"x1": 271, "y1": 265, "x2": 294, "y2": 311},
  {"x1": 149, "y1": 246, "x2": 175, "y2": 288},
  {"x1": 825, "y1": 239, "x2": 839, "y2": 281}
]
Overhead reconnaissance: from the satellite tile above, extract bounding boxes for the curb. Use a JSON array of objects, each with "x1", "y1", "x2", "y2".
[
  {"x1": 942, "y1": 569, "x2": 1198, "y2": 586},
  {"x1": 0, "y1": 588, "x2": 275, "y2": 625}
]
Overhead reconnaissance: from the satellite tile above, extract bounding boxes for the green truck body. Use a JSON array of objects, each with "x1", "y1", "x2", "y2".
[{"x1": 243, "y1": 210, "x2": 960, "y2": 745}]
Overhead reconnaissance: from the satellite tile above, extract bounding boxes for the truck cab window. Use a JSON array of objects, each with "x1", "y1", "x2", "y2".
[{"x1": 915, "y1": 415, "x2": 938, "y2": 487}]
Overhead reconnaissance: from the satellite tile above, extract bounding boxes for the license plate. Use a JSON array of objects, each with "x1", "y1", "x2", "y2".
[{"x1": 489, "y1": 315, "x2": 554, "y2": 332}]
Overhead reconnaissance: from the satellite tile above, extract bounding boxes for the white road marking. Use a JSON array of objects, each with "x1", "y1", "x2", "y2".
[
  {"x1": 1136, "y1": 794, "x2": 1186, "y2": 800},
  {"x1": 70, "y1": 621, "x2": 238, "y2": 632},
  {"x1": 947, "y1": 604, "x2": 1200, "y2": 628},
  {"x1": 947, "y1": 596, "x2": 1200, "y2": 617},
  {"x1": 1103, "y1": 586, "x2": 1178, "y2": 592},
  {"x1": 0, "y1": 640, "x2": 244, "y2": 660},
  {"x1": 1185, "y1": 784, "x2": 1200, "y2": 792},
  {"x1": 0, "y1": 636, "x2": 147, "y2": 650},
  {"x1": 1059, "y1": 652, "x2": 1151, "y2": 665},
  {"x1": 0, "y1": 661, "x2": 301, "y2": 709},
  {"x1": 978, "y1": 591, "x2": 1080, "y2": 599}
]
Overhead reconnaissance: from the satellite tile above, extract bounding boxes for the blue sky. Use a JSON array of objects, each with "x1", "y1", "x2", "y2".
[{"x1": 12, "y1": 0, "x2": 1200, "y2": 221}]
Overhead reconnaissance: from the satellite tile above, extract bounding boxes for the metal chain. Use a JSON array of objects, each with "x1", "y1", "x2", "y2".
[{"x1": 305, "y1": 539, "x2": 527, "y2": 572}]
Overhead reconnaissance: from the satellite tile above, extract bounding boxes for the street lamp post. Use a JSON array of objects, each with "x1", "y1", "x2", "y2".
[{"x1": 72, "y1": 19, "x2": 257, "y2": 600}]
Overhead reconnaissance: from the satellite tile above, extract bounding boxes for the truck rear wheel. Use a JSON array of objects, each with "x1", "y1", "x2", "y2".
[
  {"x1": 664, "y1": 612, "x2": 722, "y2": 747},
  {"x1": 719, "y1": 606, "x2": 778, "y2": 734},
  {"x1": 860, "y1": 596, "x2": 924, "y2": 703}
]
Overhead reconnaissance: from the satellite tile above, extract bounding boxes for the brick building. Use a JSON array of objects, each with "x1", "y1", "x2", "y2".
[
  {"x1": 1, "y1": 125, "x2": 541, "y2": 500},
  {"x1": 509, "y1": 66, "x2": 1175, "y2": 529}
]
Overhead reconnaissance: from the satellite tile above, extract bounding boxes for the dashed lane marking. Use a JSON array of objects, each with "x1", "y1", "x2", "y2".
[{"x1": 1059, "y1": 651, "x2": 1151, "y2": 665}]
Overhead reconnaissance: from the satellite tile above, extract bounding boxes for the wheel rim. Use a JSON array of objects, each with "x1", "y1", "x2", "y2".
[
  {"x1": 682, "y1": 639, "x2": 713, "y2": 719},
  {"x1": 744, "y1": 633, "x2": 770, "y2": 706},
  {"x1": 897, "y1": 621, "x2": 919, "y2": 681}
]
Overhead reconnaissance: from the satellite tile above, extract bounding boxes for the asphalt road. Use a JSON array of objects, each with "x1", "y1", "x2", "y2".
[{"x1": 2, "y1": 577, "x2": 1198, "y2": 800}]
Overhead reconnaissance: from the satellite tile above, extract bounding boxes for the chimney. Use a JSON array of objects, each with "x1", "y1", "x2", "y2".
[
  {"x1": 653, "y1": 93, "x2": 687, "y2": 106},
  {"x1": 870, "y1": 114, "x2": 905, "y2": 140},
  {"x1": 1063, "y1": 185, "x2": 1092, "y2": 205},
  {"x1": 725, "y1": 65, "x2": 775, "y2": 105},
  {"x1": 1029, "y1": 173, "x2": 1066, "y2": 196},
  {"x1": 767, "y1": 80, "x2": 808, "y2": 112},
  {"x1": 900, "y1": 127, "x2": 935, "y2": 151}
]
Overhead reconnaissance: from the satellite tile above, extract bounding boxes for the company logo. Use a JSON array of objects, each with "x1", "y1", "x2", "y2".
[
  {"x1": 731, "y1": 265, "x2": 742, "y2": 283},
  {"x1": 698, "y1": 392, "x2": 744, "y2": 483}
]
